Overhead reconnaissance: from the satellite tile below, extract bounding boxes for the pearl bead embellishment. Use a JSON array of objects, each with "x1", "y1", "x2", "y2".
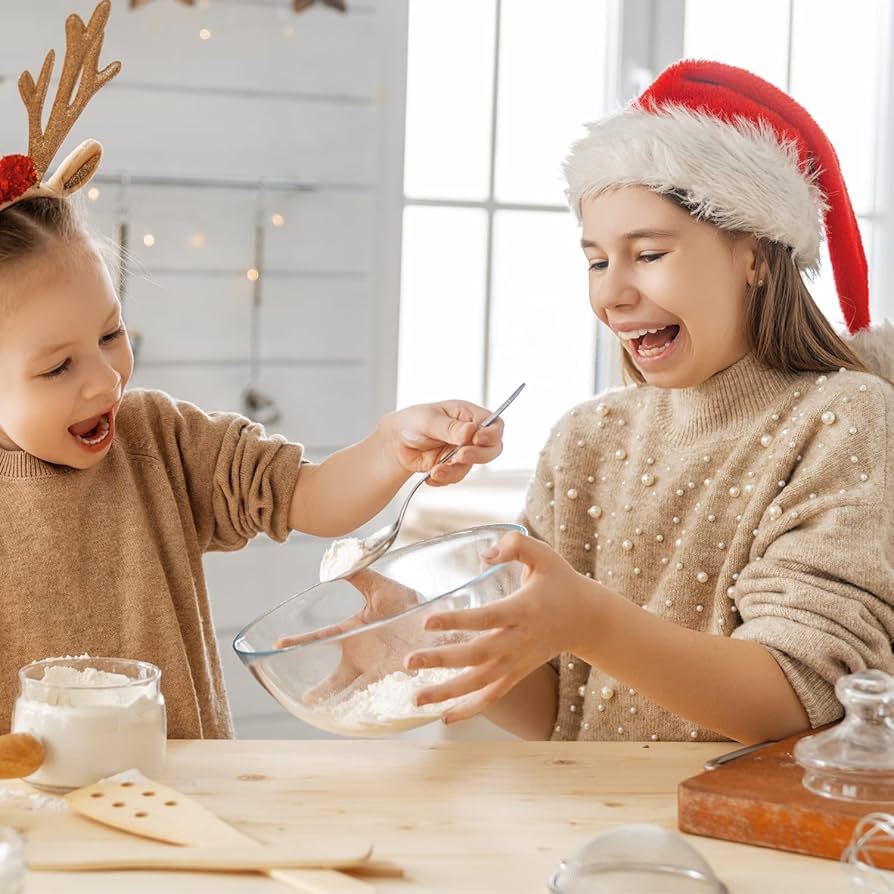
[
  {"x1": 760, "y1": 435, "x2": 772, "y2": 447},
  {"x1": 600, "y1": 686, "x2": 615, "y2": 700},
  {"x1": 567, "y1": 489, "x2": 578, "y2": 499},
  {"x1": 641, "y1": 473, "x2": 655, "y2": 486},
  {"x1": 821, "y1": 411, "x2": 836, "y2": 425},
  {"x1": 696, "y1": 571, "x2": 708, "y2": 583},
  {"x1": 768, "y1": 505, "x2": 782, "y2": 519},
  {"x1": 587, "y1": 505, "x2": 602, "y2": 519}
]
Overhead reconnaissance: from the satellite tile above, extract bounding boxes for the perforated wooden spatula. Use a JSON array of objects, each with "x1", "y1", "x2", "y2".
[{"x1": 65, "y1": 777, "x2": 380, "y2": 893}]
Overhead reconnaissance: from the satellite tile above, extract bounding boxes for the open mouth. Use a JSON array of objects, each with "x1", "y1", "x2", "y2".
[
  {"x1": 68, "y1": 411, "x2": 113, "y2": 450},
  {"x1": 620, "y1": 325, "x2": 681, "y2": 360}
]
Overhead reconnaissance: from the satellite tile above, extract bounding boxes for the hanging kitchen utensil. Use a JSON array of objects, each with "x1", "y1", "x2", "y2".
[{"x1": 242, "y1": 184, "x2": 281, "y2": 426}]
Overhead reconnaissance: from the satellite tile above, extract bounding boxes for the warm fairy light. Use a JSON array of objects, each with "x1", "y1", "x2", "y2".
[
  {"x1": 271, "y1": 213, "x2": 285, "y2": 227},
  {"x1": 143, "y1": 233, "x2": 156, "y2": 247},
  {"x1": 189, "y1": 232, "x2": 207, "y2": 248},
  {"x1": 199, "y1": 28, "x2": 211, "y2": 40},
  {"x1": 87, "y1": 187, "x2": 100, "y2": 201},
  {"x1": 247, "y1": 268, "x2": 260, "y2": 282}
]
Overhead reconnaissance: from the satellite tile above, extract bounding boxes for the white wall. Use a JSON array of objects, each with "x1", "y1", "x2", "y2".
[{"x1": 0, "y1": 0, "x2": 404, "y2": 739}]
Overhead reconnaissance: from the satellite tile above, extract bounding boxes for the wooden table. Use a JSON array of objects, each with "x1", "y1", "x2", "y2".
[{"x1": 9, "y1": 740, "x2": 849, "y2": 893}]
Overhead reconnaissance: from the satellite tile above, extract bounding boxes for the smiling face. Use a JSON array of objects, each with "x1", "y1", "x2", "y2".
[
  {"x1": 0, "y1": 242, "x2": 133, "y2": 468},
  {"x1": 581, "y1": 186, "x2": 757, "y2": 388}
]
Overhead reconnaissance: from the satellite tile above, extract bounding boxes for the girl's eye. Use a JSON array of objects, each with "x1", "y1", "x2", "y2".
[
  {"x1": 43, "y1": 359, "x2": 71, "y2": 379},
  {"x1": 640, "y1": 252, "x2": 665, "y2": 263},
  {"x1": 102, "y1": 326, "x2": 125, "y2": 344},
  {"x1": 588, "y1": 259, "x2": 608, "y2": 271}
]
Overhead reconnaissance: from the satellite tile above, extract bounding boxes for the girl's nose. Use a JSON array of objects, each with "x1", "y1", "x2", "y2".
[
  {"x1": 82, "y1": 359, "x2": 122, "y2": 403},
  {"x1": 591, "y1": 265, "x2": 640, "y2": 314}
]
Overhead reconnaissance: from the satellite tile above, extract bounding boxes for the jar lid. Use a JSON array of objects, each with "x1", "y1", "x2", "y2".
[{"x1": 794, "y1": 670, "x2": 894, "y2": 802}]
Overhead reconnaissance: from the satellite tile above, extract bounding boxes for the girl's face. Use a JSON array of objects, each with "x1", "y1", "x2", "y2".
[
  {"x1": 0, "y1": 244, "x2": 133, "y2": 468},
  {"x1": 581, "y1": 186, "x2": 757, "y2": 388}
]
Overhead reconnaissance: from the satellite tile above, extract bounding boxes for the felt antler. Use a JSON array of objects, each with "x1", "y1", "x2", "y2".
[{"x1": 0, "y1": 1, "x2": 120, "y2": 213}]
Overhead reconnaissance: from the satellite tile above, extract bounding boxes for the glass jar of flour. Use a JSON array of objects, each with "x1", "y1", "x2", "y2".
[{"x1": 12, "y1": 657, "x2": 166, "y2": 792}]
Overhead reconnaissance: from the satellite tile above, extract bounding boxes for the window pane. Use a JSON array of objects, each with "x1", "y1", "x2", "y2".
[
  {"x1": 397, "y1": 207, "x2": 487, "y2": 409},
  {"x1": 807, "y1": 218, "x2": 873, "y2": 330},
  {"x1": 488, "y1": 210, "x2": 596, "y2": 469},
  {"x1": 494, "y1": 0, "x2": 609, "y2": 206},
  {"x1": 789, "y1": 0, "x2": 888, "y2": 214},
  {"x1": 403, "y1": 1, "x2": 496, "y2": 201},
  {"x1": 684, "y1": 0, "x2": 790, "y2": 88}
]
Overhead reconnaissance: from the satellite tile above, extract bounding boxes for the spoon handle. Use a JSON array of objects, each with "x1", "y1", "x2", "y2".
[{"x1": 430, "y1": 382, "x2": 525, "y2": 470}]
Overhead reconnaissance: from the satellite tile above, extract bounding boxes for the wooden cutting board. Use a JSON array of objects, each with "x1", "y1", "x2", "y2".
[{"x1": 678, "y1": 727, "x2": 894, "y2": 866}]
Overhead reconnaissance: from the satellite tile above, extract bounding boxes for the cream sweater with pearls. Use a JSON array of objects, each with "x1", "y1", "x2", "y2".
[{"x1": 519, "y1": 353, "x2": 894, "y2": 742}]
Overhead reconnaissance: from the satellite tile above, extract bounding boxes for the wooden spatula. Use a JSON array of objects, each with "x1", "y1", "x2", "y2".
[
  {"x1": 65, "y1": 778, "x2": 379, "y2": 893},
  {"x1": 0, "y1": 733, "x2": 43, "y2": 778},
  {"x1": 27, "y1": 842, "x2": 404, "y2": 875}
]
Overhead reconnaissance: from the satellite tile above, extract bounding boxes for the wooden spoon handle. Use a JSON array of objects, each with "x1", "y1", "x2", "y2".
[{"x1": 0, "y1": 732, "x2": 44, "y2": 778}]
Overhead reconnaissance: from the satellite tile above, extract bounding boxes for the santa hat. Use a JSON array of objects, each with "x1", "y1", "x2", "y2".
[{"x1": 563, "y1": 59, "x2": 894, "y2": 378}]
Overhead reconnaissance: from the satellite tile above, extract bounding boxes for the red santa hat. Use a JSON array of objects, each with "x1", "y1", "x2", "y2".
[{"x1": 563, "y1": 59, "x2": 873, "y2": 337}]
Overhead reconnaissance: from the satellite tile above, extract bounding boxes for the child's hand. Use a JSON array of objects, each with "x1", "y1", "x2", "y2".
[
  {"x1": 274, "y1": 569, "x2": 425, "y2": 703},
  {"x1": 383, "y1": 401, "x2": 504, "y2": 486},
  {"x1": 404, "y1": 532, "x2": 597, "y2": 723}
]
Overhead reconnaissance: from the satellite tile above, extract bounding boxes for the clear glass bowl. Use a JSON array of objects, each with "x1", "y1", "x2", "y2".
[
  {"x1": 549, "y1": 824, "x2": 727, "y2": 894},
  {"x1": 234, "y1": 523, "x2": 526, "y2": 736}
]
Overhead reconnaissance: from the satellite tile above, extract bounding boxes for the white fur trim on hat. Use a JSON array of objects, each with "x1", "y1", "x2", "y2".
[
  {"x1": 844, "y1": 320, "x2": 894, "y2": 383},
  {"x1": 563, "y1": 105, "x2": 828, "y2": 273}
]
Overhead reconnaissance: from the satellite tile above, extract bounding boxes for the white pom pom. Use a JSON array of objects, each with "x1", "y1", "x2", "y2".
[{"x1": 844, "y1": 320, "x2": 894, "y2": 383}]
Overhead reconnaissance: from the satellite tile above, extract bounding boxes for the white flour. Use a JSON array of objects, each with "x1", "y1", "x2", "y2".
[
  {"x1": 319, "y1": 536, "x2": 369, "y2": 581},
  {"x1": 309, "y1": 668, "x2": 463, "y2": 734},
  {"x1": 12, "y1": 663, "x2": 166, "y2": 792}
]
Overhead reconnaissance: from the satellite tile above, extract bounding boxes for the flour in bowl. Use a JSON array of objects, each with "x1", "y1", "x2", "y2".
[{"x1": 309, "y1": 668, "x2": 464, "y2": 734}]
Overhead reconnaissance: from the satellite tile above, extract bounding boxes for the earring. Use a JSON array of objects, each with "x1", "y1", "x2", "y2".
[{"x1": 757, "y1": 279, "x2": 764, "y2": 287}]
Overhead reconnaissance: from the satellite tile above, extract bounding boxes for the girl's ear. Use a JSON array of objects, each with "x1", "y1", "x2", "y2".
[{"x1": 741, "y1": 236, "x2": 765, "y2": 288}]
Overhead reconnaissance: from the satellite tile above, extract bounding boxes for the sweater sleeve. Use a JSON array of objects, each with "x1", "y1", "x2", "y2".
[
  {"x1": 124, "y1": 390, "x2": 305, "y2": 552},
  {"x1": 731, "y1": 381, "x2": 894, "y2": 727}
]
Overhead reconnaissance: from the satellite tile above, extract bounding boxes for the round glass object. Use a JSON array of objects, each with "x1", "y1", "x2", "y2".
[
  {"x1": 234, "y1": 524, "x2": 527, "y2": 736},
  {"x1": 548, "y1": 824, "x2": 727, "y2": 893},
  {"x1": 794, "y1": 669, "x2": 894, "y2": 802}
]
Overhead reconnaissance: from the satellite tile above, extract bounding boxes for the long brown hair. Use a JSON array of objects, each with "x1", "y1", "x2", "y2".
[{"x1": 620, "y1": 235, "x2": 871, "y2": 384}]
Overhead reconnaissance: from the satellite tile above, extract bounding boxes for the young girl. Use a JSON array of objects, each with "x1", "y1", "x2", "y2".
[
  {"x1": 403, "y1": 60, "x2": 894, "y2": 745},
  {"x1": 0, "y1": 2, "x2": 504, "y2": 739}
]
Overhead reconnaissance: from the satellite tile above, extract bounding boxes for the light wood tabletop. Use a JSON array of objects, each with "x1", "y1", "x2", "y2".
[{"x1": 9, "y1": 739, "x2": 850, "y2": 893}]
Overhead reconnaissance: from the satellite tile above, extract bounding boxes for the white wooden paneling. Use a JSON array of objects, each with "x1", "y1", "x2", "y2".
[
  {"x1": 0, "y1": 1, "x2": 377, "y2": 99},
  {"x1": 0, "y1": 86, "x2": 377, "y2": 184},
  {"x1": 205, "y1": 536, "x2": 327, "y2": 634},
  {"x1": 130, "y1": 364, "x2": 373, "y2": 446},
  {"x1": 122, "y1": 274, "x2": 372, "y2": 364},
  {"x1": 85, "y1": 186, "x2": 377, "y2": 274}
]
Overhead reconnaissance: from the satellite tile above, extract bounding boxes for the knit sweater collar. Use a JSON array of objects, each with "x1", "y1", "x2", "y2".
[
  {"x1": 652, "y1": 352, "x2": 798, "y2": 447},
  {"x1": 0, "y1": 449, "x2": 75, "y2": 479}
]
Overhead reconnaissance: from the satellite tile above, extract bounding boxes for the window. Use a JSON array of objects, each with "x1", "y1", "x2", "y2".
[
  {"x1": 398, "y1": 0, "x2": 894, "y2": 471},
  {"x1": 398, "y1": 0, "x2": 609, "y2": 470}
]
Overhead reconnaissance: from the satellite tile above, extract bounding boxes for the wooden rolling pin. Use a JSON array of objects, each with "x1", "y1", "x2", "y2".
[{"x1": 0, "y1": 733, "x2": 43, "y2": 778}]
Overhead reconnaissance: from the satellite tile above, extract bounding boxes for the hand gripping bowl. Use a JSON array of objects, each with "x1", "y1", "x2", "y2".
[{"x1": 233, "y1": 524, "x2": 527, "y2": 736}]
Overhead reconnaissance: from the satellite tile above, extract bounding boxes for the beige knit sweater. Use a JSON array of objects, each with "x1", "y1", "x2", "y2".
[
  {"x1": 0, "y1": 389, "x2": 304, "y2": 738},
  {"x1": 519, "y1": 353, "x2": 894, "y2": 742}
]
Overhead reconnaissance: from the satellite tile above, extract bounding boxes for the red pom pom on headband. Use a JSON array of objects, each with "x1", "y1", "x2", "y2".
[
  {"x1": 563, "y1": 60, "x2": 870, "y2": 334},
  {"x1": 0, "y1": 155, "x2": 38, "y2": 205}
]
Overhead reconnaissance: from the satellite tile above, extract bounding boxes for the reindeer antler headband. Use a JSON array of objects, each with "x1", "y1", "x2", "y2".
[{"x1": 0, "y1": 1, "x2": 120, "y2": 214}]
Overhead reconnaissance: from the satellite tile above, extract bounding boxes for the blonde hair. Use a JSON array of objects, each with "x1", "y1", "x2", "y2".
[
  {"x1": 620, "y1": 233, "x2": 871, "y2": 384},
  {"x1": 0, "y1": 197, "x2": 123, "y2": 308}
]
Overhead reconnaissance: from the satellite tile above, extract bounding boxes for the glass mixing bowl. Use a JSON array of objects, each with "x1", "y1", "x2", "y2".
[{"x1": 233, "y1": 523, "x2": 527, "y2": 736}]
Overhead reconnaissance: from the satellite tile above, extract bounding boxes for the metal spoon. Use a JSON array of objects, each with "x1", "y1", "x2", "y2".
[{"x1": 319, "y1": 383, "x2": 525, "y2": 582}]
